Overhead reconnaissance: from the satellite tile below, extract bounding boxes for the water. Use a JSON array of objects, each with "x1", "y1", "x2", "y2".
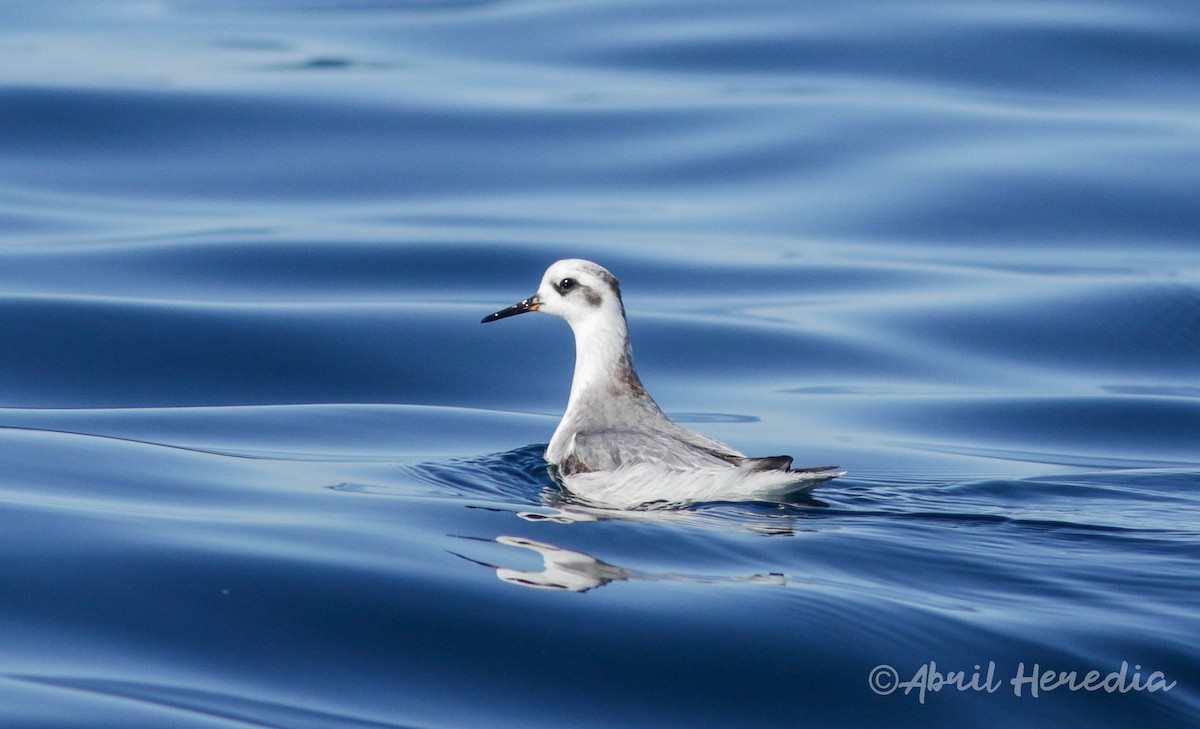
[{"x1": 2, "y1": 1, "x2": 1198, "y2": 726}]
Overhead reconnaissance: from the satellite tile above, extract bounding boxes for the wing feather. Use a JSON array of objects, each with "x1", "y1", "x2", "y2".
[{"x1": 569, "y1": 428, "x2": 737, "y2": 473}]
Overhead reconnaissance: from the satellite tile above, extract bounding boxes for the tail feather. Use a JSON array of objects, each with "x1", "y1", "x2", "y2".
[
  {"x1": 789, "y1": 465, "x2": 841, "y2": 474},
  {"x1": 739, "y1": 457, "x2": 845, "y2": 478},
  {"x1": 738, "y1": 455, "x2": 794, "y2": 471}
]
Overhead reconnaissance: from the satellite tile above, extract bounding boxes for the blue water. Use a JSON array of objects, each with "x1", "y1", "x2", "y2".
[{"x1": 2, "y1": 1, "x2": 1198, "y2": 727}]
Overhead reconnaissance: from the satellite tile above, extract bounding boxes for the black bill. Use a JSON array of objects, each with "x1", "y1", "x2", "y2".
[{"x1": 481, "y1": 296, "x2": 541, "y2": 323}]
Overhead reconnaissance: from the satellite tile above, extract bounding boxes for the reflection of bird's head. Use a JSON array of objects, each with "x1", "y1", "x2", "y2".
[{"x1": 491, "y1": 536, "x2": 628, "y2": 592}]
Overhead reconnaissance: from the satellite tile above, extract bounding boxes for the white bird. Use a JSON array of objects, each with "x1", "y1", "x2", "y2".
[{"x1": 482, "y1": 259, "x2": 842, "y2": 509}]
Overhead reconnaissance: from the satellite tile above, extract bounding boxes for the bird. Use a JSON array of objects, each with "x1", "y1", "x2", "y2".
[{"x1": 482, "y1": 259, "x2": 842, "y2": 509}]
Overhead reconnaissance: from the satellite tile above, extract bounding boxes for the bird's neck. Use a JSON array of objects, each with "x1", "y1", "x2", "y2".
[{"x1": 564, "y1": 315, "x2": 647, "y2": 414}]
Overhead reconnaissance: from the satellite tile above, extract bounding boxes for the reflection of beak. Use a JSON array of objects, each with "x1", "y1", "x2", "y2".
[{"x1": 481, "y1": 295, "x2": 541, "y2": 323}]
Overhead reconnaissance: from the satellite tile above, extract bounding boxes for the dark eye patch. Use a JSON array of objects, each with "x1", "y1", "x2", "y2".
[{"x1": 556, "y1": 277, "x2": 577, "y2": 294}]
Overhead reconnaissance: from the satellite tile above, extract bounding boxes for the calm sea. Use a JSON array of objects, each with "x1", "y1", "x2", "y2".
[{"x1": 1, "y1": 1, "x2": 1198, "y2": 727}]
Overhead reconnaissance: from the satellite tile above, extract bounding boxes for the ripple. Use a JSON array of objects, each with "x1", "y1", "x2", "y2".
[{"x1": 6, "y1": 676, "x2": 410, "y2": 729}]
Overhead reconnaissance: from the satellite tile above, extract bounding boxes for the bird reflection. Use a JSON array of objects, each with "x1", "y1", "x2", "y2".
[
  {"x1": 463, "y1": 495, "x2": 822, "y2": 537},
  {"x1": 517, "y1": 502, "x2": 811, "y2": 537},
  {"x1": 450, "y1": 535, "x2": 786, "y2": 593}
]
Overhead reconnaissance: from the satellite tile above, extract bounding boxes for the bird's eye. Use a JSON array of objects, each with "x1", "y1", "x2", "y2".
[{"x1": 557, "y1": 278, "x2": 577, "y2": 293}]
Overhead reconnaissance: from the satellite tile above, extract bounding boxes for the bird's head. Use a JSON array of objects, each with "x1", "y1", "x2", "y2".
[{"x1": 482, "y1": 259, "x2": 626, "y2": 330}]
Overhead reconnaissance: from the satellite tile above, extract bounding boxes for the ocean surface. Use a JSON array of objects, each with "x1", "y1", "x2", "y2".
[{"x1": 2, "y1": 1, "x2": 1198, "y2": 727}]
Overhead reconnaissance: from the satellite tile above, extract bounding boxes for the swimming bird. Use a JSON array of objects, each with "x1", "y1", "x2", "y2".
[{"x1": 482, "y1": 259, "x2": 842, "y2": 508}]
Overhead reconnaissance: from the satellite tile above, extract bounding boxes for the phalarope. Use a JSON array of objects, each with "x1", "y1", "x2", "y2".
[{"x1": 483, "y1": 259, "x2": 842, "y2": 508}]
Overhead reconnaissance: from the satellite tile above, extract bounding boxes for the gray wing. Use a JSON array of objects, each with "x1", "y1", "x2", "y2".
[
  {"x1": 564, "y1": 427, "x2": 737, "y2": 475},
  {"x1": 561, "y1": 425, "x2": 837, "y2": 479}
]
